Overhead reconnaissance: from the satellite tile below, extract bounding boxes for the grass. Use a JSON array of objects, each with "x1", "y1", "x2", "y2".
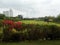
[
  {"x1": 21, "y1": 20, "x2": 60, "y2": 26},
  {"x1": 0, "y1": 40, "x2": 60, "y2": 45}
]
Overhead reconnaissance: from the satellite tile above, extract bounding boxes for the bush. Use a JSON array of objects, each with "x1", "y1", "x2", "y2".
[{"x1": 1, "y1": 20, "x2": 60, "y2": 42}]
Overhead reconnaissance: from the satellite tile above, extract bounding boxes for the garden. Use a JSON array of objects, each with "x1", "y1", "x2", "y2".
[{"x1": 0, "y1": 20, "x2": 60, "y2": 45}]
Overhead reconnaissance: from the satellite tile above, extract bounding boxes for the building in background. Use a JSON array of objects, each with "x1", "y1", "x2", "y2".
[
  {"x1": 3, "y1": 9, "x2": 13, "y2": 17},
  {"x1": 3, "y1": 11, "x2": 9, "y2": 17},
  {"x1": 9, "y1": 9, "x2": 13, "y2": 17}
]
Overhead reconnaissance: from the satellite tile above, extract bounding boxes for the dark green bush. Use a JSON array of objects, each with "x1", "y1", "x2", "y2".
[{"x1": 1, "y1": 23, "x2": 60, "y2": 42}]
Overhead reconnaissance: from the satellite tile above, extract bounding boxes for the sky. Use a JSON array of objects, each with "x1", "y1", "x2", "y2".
[{"x1": 0, "y1": 0, "x2": 60, "y2": 18}]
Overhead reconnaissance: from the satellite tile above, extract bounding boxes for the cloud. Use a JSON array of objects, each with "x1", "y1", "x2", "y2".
[{"x1": 0, "y1": 0, "x2": 60, "y2": 17}]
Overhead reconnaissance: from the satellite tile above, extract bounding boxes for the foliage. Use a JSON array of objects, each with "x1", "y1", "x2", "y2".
[
  {"x1": 0, "y1": 14, "x2": 5, "y2": 19},
  {"x1": 14, "y1": 22, "x2": 22, "y2": 31},
  {"x1": 0, "y1": 20, "x2": 60, "y2": 42}
]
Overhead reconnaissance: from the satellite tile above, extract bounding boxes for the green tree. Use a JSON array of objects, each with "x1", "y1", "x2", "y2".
[
  {"x1": 44, "y1": 16, "x2": 54, "y2": 22},
  {"x1": 18, "y1": 15, "x2": 23, "y2": 19},
  {"x1": 0, "y1": 14, "x2": 5, "y2": 19},
  {"x1": 56, "y1": 14, "x2": 60, "y2": 22}
]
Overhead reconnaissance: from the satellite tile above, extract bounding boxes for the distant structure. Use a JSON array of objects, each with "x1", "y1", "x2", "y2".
[
  {"x1": 3, "y1": 11, "x2": 9, "y2": 17},
  {"x1": 17, "y1": 15, "x2": 23, "y2": 19},
  {"x1": 3, "y1": 9, "x2": 13, "y2": 17}
]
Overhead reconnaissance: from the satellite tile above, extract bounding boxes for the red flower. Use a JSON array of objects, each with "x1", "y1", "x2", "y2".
[
  {"x1": 2, "y1": 20, "x2": 23, "y2": 31},
  {"x1": 14, "y1": 22, "x2": 22, "y2": 30},
  {"x1": 2, "y1": 20, "x2": 15, "y2": 30},
  {"x1": 3, "y1": 20, "x2": 14, "y2": 25}
]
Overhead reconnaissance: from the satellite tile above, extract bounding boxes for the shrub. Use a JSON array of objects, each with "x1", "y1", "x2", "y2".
[
  {"x1": 1, "y1": 20, "x2": 60, "y2": 42},
  {"x1": 14, "y1": 22, "x2": 22, "y2": 31}
]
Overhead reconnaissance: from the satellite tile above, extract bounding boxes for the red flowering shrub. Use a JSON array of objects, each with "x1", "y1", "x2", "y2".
[
  {"x1": 2, "y1": 20, "x2": 15, "y2": 30},
  {"x1": 3, "y1": 20, "x2": 14, "y2": 25},
  {"x1": 2, "y1": 20, "x2": 23, "y2": 31},
  {"x1": 14, "y1": 22, "x2": 22, "y2": 31}
]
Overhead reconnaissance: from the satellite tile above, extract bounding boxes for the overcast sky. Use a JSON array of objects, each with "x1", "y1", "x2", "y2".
[{"x1": 0, "y1": 0, "x2": 60, "y2": 18}]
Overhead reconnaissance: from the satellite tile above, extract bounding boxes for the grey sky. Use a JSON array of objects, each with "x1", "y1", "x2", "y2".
[{"x1": 0, "y1": 0, "x2": 60, "y2": 18}]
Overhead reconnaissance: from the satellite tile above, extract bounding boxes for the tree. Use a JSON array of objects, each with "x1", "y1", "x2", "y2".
[
  {"x1": 18, "y1": 15, "x2": 23, "y2": 19},
  {"x1": 0, "y1": 14, "x2": 5, "y2": 19},
  {"x1": 44, "y1": 16, "x2": 53, "y2": 22},
  {"x1": 56, "y1": 14, "x2": 60, "y2": 22}
]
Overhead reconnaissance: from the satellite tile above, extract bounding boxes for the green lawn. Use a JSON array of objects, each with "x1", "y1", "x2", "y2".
[
  {"x1": 21, "y1": 20, "x2": 60, "y2": 26},
  {"x1": 0, "y1": 40, "x2": 60, "y2": 45}
]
